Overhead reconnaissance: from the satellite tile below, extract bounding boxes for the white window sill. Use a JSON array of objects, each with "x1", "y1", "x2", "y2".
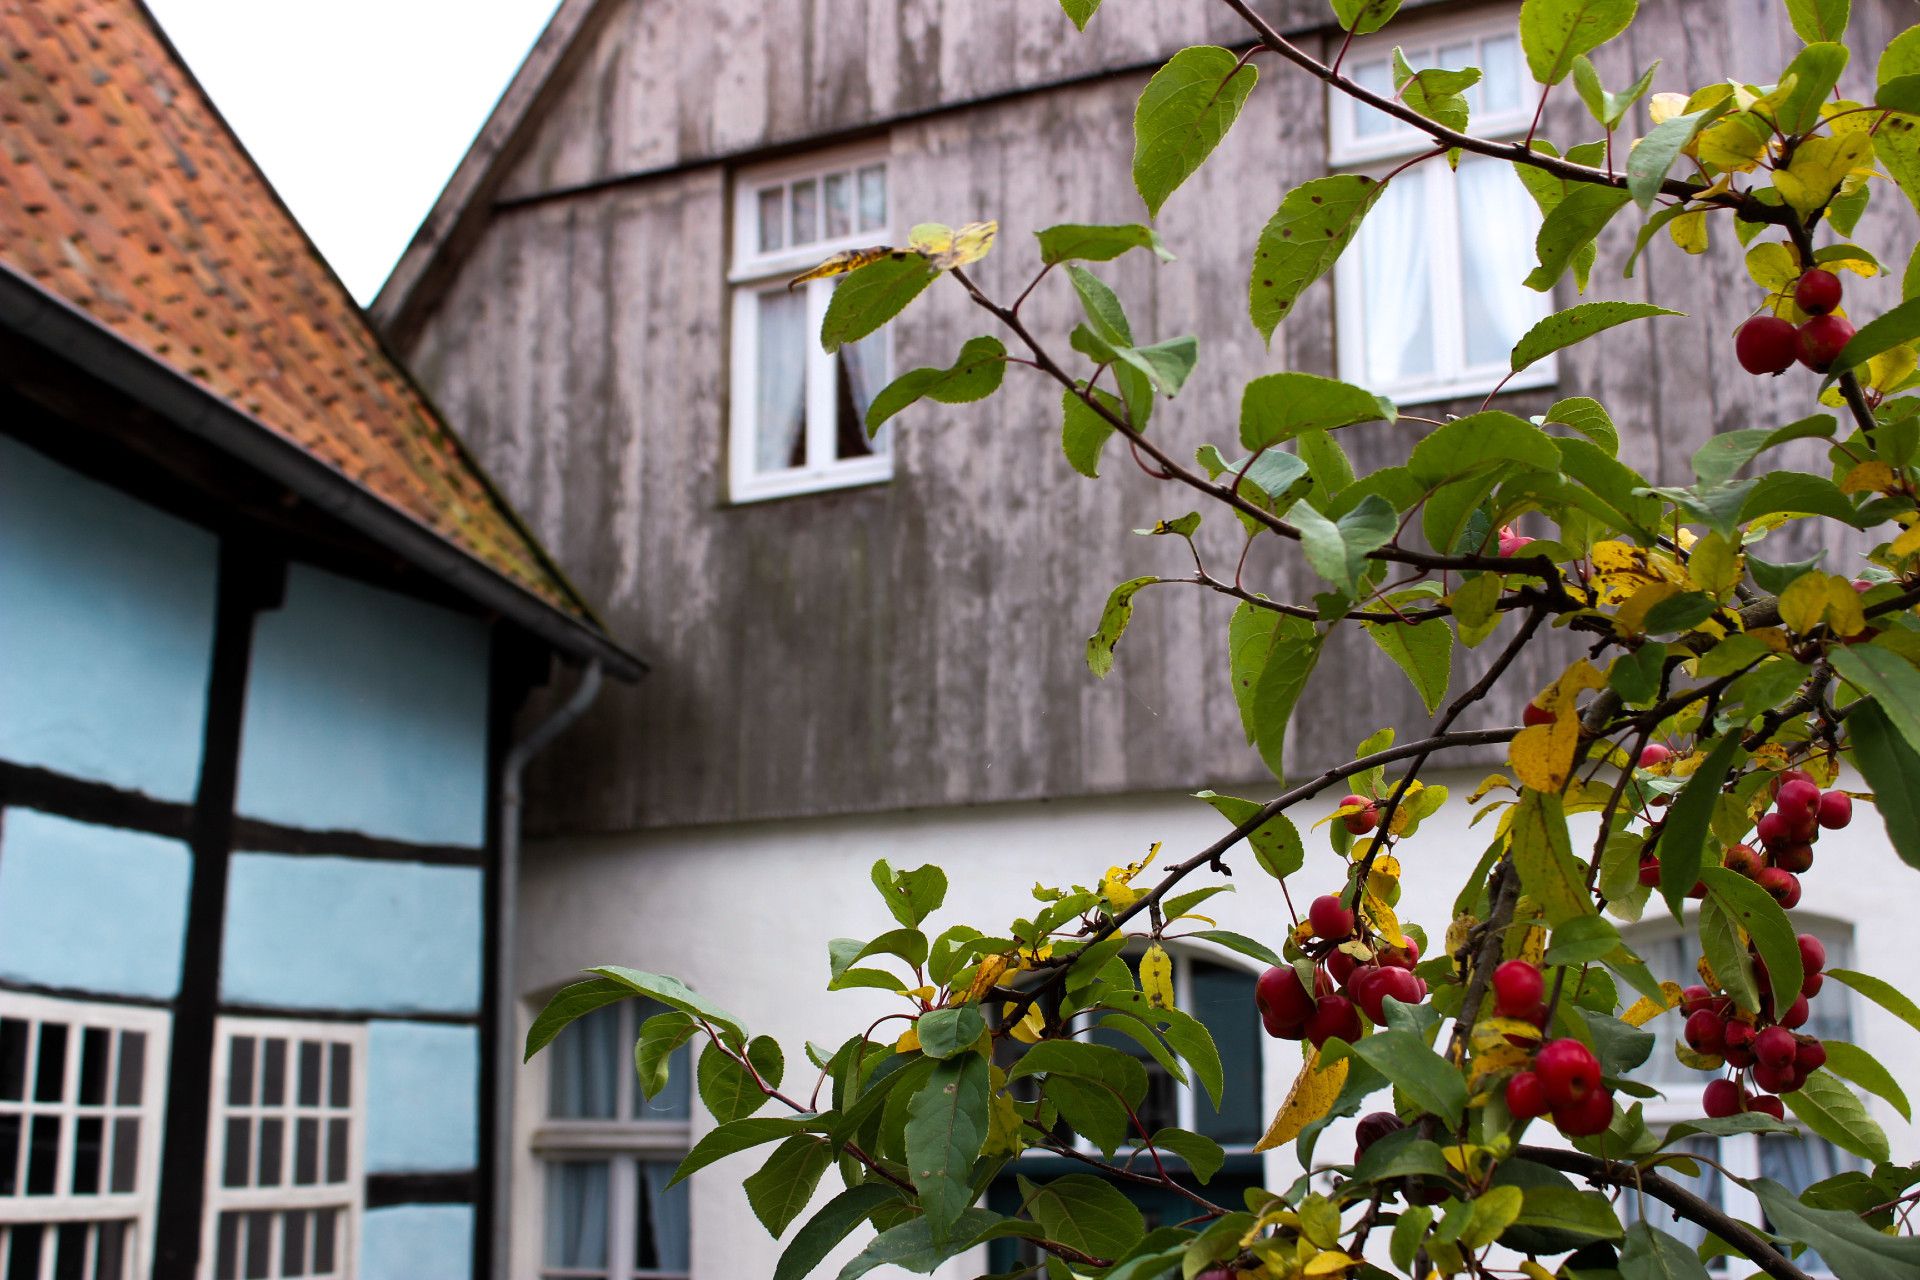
[
  {"x1": 1364, "y1": 361, "x2": 1557, "y2": 409},
  {"x1": 730, "y1": 457, "x2": 893, "y2": 504},
  {"x1": 531, "y1": 1121, "x2": 694, "y2": 1155}
]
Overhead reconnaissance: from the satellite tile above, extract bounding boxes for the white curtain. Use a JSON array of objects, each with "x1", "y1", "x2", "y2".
[
  {"x1": 548, "y1": 1005, "x2": 619, "y2": 1119},
  {"x1": 545, "y1": 1162, "x2": 610, "y2": 1270},
  {"x1": 1764, "y1": 1136, "x2": 1858, "y2": 1272},
  {"x1": 755, "y1": 289, "x2": 808, "y2": 472},
  {"x1": 838, "y1": 324, "x2": 890, "y2": 458},
  {"x1": 637, "y1": 1160, "x2": 692, "y2": 1275},
  {"x1": 1358, "y1": 169, "x2": 1434, "y2": 388},
  {"x1": 1456, "y1": 156, "x2": 1542, "y2": 368}
]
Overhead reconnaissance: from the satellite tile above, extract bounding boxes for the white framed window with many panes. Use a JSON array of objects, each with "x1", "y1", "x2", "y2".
[
  {"x1": 728, "y1": 144, "x2": 894, "y2": 503},
  {"x1": 1329, "y1": 11, "x2": 1553, "y2": 404},
  {"x1": 1623, "y1": 920, "x2": 1861, "y2": 1277},
  {"x1": 0, "y1": 992, "x2": 168, "y2": 1280},
  {"x1": 532, "y1": 1000, "x2": 692, "y2": 1280},
  {"x1": 202, "y1": 1018, "x2": 365, "y2": 1280}
]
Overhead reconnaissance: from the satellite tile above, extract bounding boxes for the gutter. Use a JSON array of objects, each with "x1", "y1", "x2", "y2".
[
  {"x1": 0, "y1": 265, "x2": 646, "y2": 682},
  {"x1": 493, "y1": 659, "x2": 605, "y2": 1280}
]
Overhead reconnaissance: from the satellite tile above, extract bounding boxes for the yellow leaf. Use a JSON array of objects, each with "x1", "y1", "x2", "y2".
[
  {"x1": 909, "y1": 219, "x2": 998, "y2": 268},
  {"x1": 1515, "y1": 919, "x2": 1547, "y2": 968},
  {"x1": 1648, "y1": 92, "x2": 1689, "y2": 125},
  {"x1": 1473, "y1": 1017, "x2": 1545, "y2": 1045},
  {"x1": 1775, "y1": 133, "x2": 1873, "y2": 216},
  {"x1": 985, "y1": 1089, "x2": 1025, "y2": 1157},
  {"x1": 896, "y1": 1027, "x2": 921, "y2": 1053},
  {"x1": 787, "y1": 245, "x2": 913, "y2": 287},
  {"x1": 1304, "y1": 1251, "x2": 1358, "y2": 1277},
  {"x1": 907, "y1": 985, "x2": 937, "y2": 1002},
  {"x1": 1676, "y1": 1043, "x2": 1726, "y2": 1070},
  {"x1": 966, "y1": 955, "x2": 1010, "y2": 1003},
  {"x1": 1467, "y1": 1041, "x2": 1532, "y2": 1094},
  {"x1": 1841, "y1": 461, "x2": 1897, "y2": 496},
  {"x1": 1825, "y1": 576, "x2": 1867, "y2": 638},
  {"x1": 1005, "y1": 1002, "x2": 1046, "y2": 1044},
  {"x1": 1697, "y1": 109, "x2": 1776, "y2": 172},
  {"x1": 1521, "y1": 1261, "x2": 1558, "y2": 1280},
  {"x1": 1140, "y1": 943, "x2": 1176, "y2": 1010},
  {"x1": 1614, "y1": 580, "x2": 1685, "y2": 636},
  {"x1": 1364, "y1": 893, "x2": 1405, "y2": 946},
  {"x1": 1745, "y1": 241, "x2": 1801, "y2": 293},
  {"x1": 1254, "y1": 1049, "x2": 1349, "y2": 1152},
  {"x1": 1623, "y1": 981, "x2": 1685, "y2": 1026},
  {"x1": 1469, "y1": 773, "x2": 1513, "y2": 802},
  {"x1": 1779, "y1": 571, "x2": 1831, "y2": 635},
  {"x1": 1668, "y1": 209, "x2": 1709, "y2": 255},
  {"x1": 1889, "y1": 522, "x2": 1920, "y2": 563},
  {"x1": 1826, "y1": 346, "x2": 1919, "y2": 406},
  {"x1": 1099, "y1": 842, "x2": 1160, "y2": 912},
  {"x1": 1446, "y1": 914, "x2": 1475, "y2": 966}
]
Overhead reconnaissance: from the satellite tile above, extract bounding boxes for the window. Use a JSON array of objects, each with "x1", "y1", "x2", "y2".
[
  {"x1": 0, "y1": 992, "x2": 168, "y2": 1280},
  {"x1": 1622, "y1": 922, "x2": 1861, "y2": 1276},
  {"x1": 204, "y1": 1019, "x2": 365, "y2": 1280},
  {"x1": 729, "y1": 146, "x2": 893, "y2": 502},
  {"x1": 533, "y1": 1001, "x2": 691, "y2": 1280},
  {"x1": 1328, "y1": 13, "x2": 1552, "y2": 403}
]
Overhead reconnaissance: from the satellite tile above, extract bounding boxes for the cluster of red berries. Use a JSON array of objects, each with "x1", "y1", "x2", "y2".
[
  {"x1": 1489, "y1": 961, "x2": 1617, "y2": 1137},
  {"x1": 1639, "y1": 769, "x2": 1849, "y2": 903},
  {"x1": 1683, "y1": 931, "x2": 1830, "y2": 1115},
  {"x1": 1255, "y1": 894, "x2": 1428, "y2": 1046},
  {"x1": 1735, "y1": 269, "x2": 1856, "y2": 375}
]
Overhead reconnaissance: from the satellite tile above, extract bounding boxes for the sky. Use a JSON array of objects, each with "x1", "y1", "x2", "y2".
[{"x1": 145, "y1": 0, "x2": 563, "y2": 303}]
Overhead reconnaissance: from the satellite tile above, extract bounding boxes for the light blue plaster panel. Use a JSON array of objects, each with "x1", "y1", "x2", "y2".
[
  {"x1": 221, "y1": 852, "x2": 482, "y2": 1014},
  {"x1": 0, "y1": 436, "x2": 217, "y2": 800},
  {"x1": 236, "y1": 563, "x2": 491, "y2": 847},
  {"x1": 0, "y1": 809, "x2": 191, "y2": 998},
  {"x1": 365, "y1": 1021, "x2": 478, "y2": 1173},
  {"x1": 360, "y1": 1204, "x2": 472, "y2": 1280}
]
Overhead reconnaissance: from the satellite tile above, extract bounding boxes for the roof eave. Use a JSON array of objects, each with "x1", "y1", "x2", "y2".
[{"x1": 0, "y1": 264, "x2": 646, "y2": 682}]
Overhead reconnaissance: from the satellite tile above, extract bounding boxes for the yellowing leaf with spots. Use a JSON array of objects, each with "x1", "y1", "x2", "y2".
[
  {"x1": 908, "y1": 220, "x2": 999, "y2": 268},
  {"x1": 1840, "y1": 461, "x2": 1898, "y2": 495},
  {"x1": 1364, "y1": 892, "x2": 1405, "y2": 946},
  {"x1": 895, "y1": 1026, "x2": 921, "y2": 1053},
  {"x1": 1467, "y1": 1041, "x2": 1531, "y2": 1094},
  {"x1": 1775, "y1": 132, "x2": 1873, "y2": 216},
  {"x1": 1623, "y1": 981, "x2": 1685, "y2": 1026},
  {"x1": 1889, "y1": 522, "x2": 1920, "y2": 563},
  {"x1": 966, "y1": 954, "x2": 1010, "y2": 1003},
  {"x1": 1001, "y1": 1001, "x2": 1046, "y2": 1044},
  {"x1": 1304, "y1": 1251, "x2": 1358, "y2": 1277},
  {"x1": 1140, "y1": 944, "x2": 1175, "y2": 1009},
  {"x1": 1469, "y1": 773, "x2": 1513, "y2": 803},
  {"x1": 1668, "y1": 209, "x2": 1709, "y2": 254},
  {"x1": 1613, "y1": 580, "x2": 1685, "y2": 637},
  {"x1": 1254, "y1": 1048, "x2": 1349, "y2": 1152},
  {"x1": 1099, "y1": 842, "x2": 1160, "y2": 913}
]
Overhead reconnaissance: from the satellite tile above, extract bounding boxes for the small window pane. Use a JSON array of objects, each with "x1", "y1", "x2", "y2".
[
  {"x1": 1351, "y1": 57, "x2": 1396, "y2": 136},
  {"x1": 261, "y1": 1039, "x2": 287, "y2": 1108},
  {"x1": 216, "y1": 1213, "x2": 243, "y2": 1280},
  {"x1": 1353, "y1": 169, "x2": 1435, "y2": 387},
  {"x1": 110, "y1": 1116, "x2": 139, "y2": 1194},
  {"x1": 1436, "y1": 40, "x2": 1474, "y2": 69},
  {"x1": 314, "y1": 1209, "x2": 337, "y2": 1273},
  {"x1": 328, "y1": 1044, "x2": 351, "y2": 1109},
  {"x1": 70, "y1": 1116, "x2": 102, "y2": 1195},
  {"x1": 298, "y1": 1041, "x2": 323, "y2": 1108},
  {"x1": 857, "y1": 165, "x2": 886, "y2": 231},
  {"x1": 636, "y1": 1159, "x2": 692, "y2": 1274},
  {"x1": 27, "y1": 1114, "x2": 60, "y2": 1194},
  {"x1": 116, "y1": 1031, "x2": 145, "y2": 1107},
  {"x1": 326, "y1": 1117, "x2": 348, "y2": 1184},
  {"x1": 257, "y1": 1117, "x2": 284, "y2": 1188},
  {"x1": 824, "y1": 172, "x2": 852, "y2": 238},
  {"x1": 545, "y1": 1161, "x2": 611, "y2": 1270},
  {"x1": 549, "y1": 1004, "x2": 623, "y2": 1120},
  {"x1": 95, "y1": 1222, "x2": 127, "y2": 1280},
  {"x1": 282, "y1": 1210, "x2": 309, "y2": 1278},
  {"x1": 244, "y1": 1210, "x2": 272, "y2": 1280},
  {"x1": 223, "y1": 1117, "x2": 251, "y2": 1188},
  {"x1": 228, "y1": 1037, "x2": 256, "y2": 1107},
  {"x1": 0, "y1": 1018, "x2": 26, "y2": 1100},
  {"x1": 833, "y1": 328, "x2": 888, "y2": 462},
  {"x1": 1456, "y1": 156, "x2": 1542, "y2": 368},
  {"x1": 790, "y1": 178, "x2": 819, "y2": 245},
  {"x1": 34, "y1": 1023, "x2": 67, "y2": 1103},
  {"x1": 294, "y1": 1117, "x2": 318, "y2": 1186},
  {"x1": 6, "y1": 1225, "x2": 44, "y2": 1280},
  {"x1": 753, "y1": 289, "x2": 809, "y2": 474},
  {"x1": 1192, "y1": 962, "x2": 1263, "y2": 1144},
  {"x1": 1480, "y1": 34, "x2": 1522, "y2": 113},
  {"x1": 54, "y1": 1222, "x2": 85, "y2": 1280},
  {"x1": 0, "y1": 1114, "x2": 19, "y2": 1195},
  {"x1": 756, "y1": 186, "x2": 785, "y2": 253},
  {"x1": 78, "y1": 1028, "x2": 109, "y2": 1106}
]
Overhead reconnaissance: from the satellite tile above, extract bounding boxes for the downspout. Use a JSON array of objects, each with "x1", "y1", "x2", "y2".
[{"x1": 492, "y1": 658, "x2": 604, "y2": 1280}]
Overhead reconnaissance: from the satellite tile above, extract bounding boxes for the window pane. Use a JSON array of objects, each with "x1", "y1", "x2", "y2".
[
  {"x1": 298, "y1": 1041, "x2": 323, "y2": 1108},
  {"x1": 116, "y1": 1031, "x2": 145, "y2": 1107},
  {"x1": 282, "y1": 1210, "x2": 309, "y2": 1279},
  {"x1": 223, "y1": 1117, "x2": 251, "y2": 1188},
  {"x1": 54, "y1": 1222, "x2": 85, "y2": 1280},
  {"x1": 756, "y1": 186, "x2": 785, "y2": 253},
  {"x1": 217, "y1": 1213, "x2": 242, "y2": 1280},
  {"x1": 96, "y1": 1222, "x2": 127, "y2": 1280},
  {"x1": 27, "y1": 1114, "x2": 59, "y2": 1194},
  {"x1": 1087, "y1": 1021, "x2": 1179, "y2": 1136},
  {"x1": 110, "y1": 1116, "x2": 139, "y2": 1194},
  {"x1": 753, "y1": 289, "x2": 809, "y2": 474},
  {"x1": 790, "y1": 178, "x2": 819, "y2": 245},
  {"x1": 294, "y1": 1117, "x2": 319, "y2": 1186},
  {"x1": 824, "y1": 172, "x2": 852, "y2": 238},
  {"x1": 228, "y1": 1037, "x2": 256, "y2": 1107},
  {"x1": 70, "y1": 1116, "x2": 101, "y2": 1195},
  {"x1": 545, "y1": 1161, "x2": 611, "y2": 1270},
  {"x1": 833, "y1": 326, "x2": 888, "y2": 462},
  {"x1": 0, "y1": 1114, "x2": 19, "y2": 1195},
  {"x1": 326, "y1": 1117, "x2": 348, "y2": 1184},
  {"x1": 1764, "y1": 1136, "x2": 1862, "y2": 1272},
  {"x1": 1353, "y1": 169, "x2": 1434, "y2": 388},
  {"x1": 857, "y1": 165, "x2": 886, "y2": 231},
  {"x1": 244, "y1": 1210, "x2": 272, "y2": 1280},
  {"x1": 1191, "y1": 963, "x2": 1263, "y2": 1145},
  {"x1": 35, "y1": 1022, "x2": 67, "y2": 1102},
  {"x1": 261, "y1": 1039, "x2": 286, "y2": 1108},
  {"x1": 1351, "y1": 57, "x2": 1396, "y2": 136},
  {"x1": 313, "y1": 1209, "x2": 337, "y2": 1274},
  {"x1": 258, "y1": 1117, "x2": 284, "y2": 1188},
  {"x1": 1456, "y1": 156, "x2": 1541, "y2": 369},
  {"x1": 549, "y1": 1003, "x2": 623, "y2": 1120},
  {"x1": 78, "y1": 1028, "x2": 109, "y2": 1106},
  {"x1": 328, "y1": 1044, "x2": 351, "y2": 1109},
  {"x1": 1437, "y1": 40, "x2": 1474, "y2": 69},
  {"x1": 0, "y1": 1019, "x2": 26, "y2": 1100},
  {"x1": 1481, "y1": 35, "x2": 1522, "y2": 113},
  {"x1": 636, "y1": 1160, "x2": 692, "y2": 1275}
]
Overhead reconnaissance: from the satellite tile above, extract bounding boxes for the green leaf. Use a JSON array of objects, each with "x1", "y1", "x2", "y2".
[
  {"x1": 1365, "y1": 618, "x2": 1452, "y2": 714},
  {"x1": 1511, "y1": 302, "x2": 1681, "y2": 373},
  {"x1": 672, "y1": 1115, "x2": 822, "y2": 1186},
  {"x1": 1186, "y1": 929, "x2": 1284, "y2": 969},
  {"x1": 1698, "y1": 868, "x2": 1801, "y2": 1008},
  {"x1": 524, "y1": 977, "x2": 636, "y2": 1062},
  {"x1": 1395, "y1": 49, "x2": 1479, "y2": 133},
  {"x1": 698, "y1": 1040, "x2": 768, "y2": 1124},
  {"x1": 1147, "y1": 1127, "x2": 1225, "y2": 1183},
  {"x1": 820, "y1": 256, "x2": 941, "y2": 353},
  {"x1": 1777, "y1": 42, "x2": 1851, "y2": 134},
  {"x1": 1087, "y1": 576, "x2": 1160, "y2": 678},
  {"x1": 745, "y1": 1135, "x2": 833, "y2": 1237},
  {"x1": 1619, "y1": 1221, "x2": 1712, "y2": 1280},
  {"x1": 1230, "y1": 607, "x2": 1325, "y2": 782},
  {"x1": 905, "y1": 1053, "x2": 990, "y2": 1242},
  {"x1": 1511, "y1": 1184, "x2": 1624, "y2": 1242},
  {"x1": 1736, "y1": 472, "x2": 1864, "y2": 527},
  {"x1": 1784, "y1": 1068, "x2": 1891, "y2": 1162},
  {"x1": 1543, "y1": 395, "x2": 1620, "y2": 455},
  {"x1": 834, "y1": 1209, "x2": 1008, "y2": 1280},
  {"x1": 870, "y1": 860, "x2": 948, "y2": 929},
  {"x1": 1068, "y1": 264, "x2": 1133, "y2": 345},
  {"x1": 1239, "y1": 372, "x2": 1394, "y2": 450},
  {"x1": 1830, "y1": 645, "x2": 1920, "y2": 757},
  {"x1": 1250, "y1": 175, "x2": 1384, "y2": 342},
  {"x1": 917, "y1": 1006, "x2": 986, "y2": 1059},
  {"x1": 1690, "y1": 414, "x2": 1836, "y2": 485},
  {"x1": 1133, "y1": 47, "x2": 1258, "y2": 218},
  {"x1": 1408, "y1": 411, "x2": 1563, "y2": 486},
  {"x1": 1699, "y1": 894, "x2": 1759, "y2": 1013},
  {"x1": 1331, "y1": 0, "x2": 1402, "y2": 34},
  {"x1": 1391, "y1": 1204, "x2": 1434, "y2": 1272},
  {"x1": 1461, "y1": 1185, "x2": 1524, "y2": 1250},
  {"x1": 1658, "y1": 733, "x2": 1740, "y2": 918},
  {"x1": 774, "y1": 1184, "x2": 904, "y2": 1280},
  {"x1": 1847, "y1": 702, "x2": 1920, "y2": 871},
  {"x1": 865, "y1": 336, "x2": 1008, "y2": 433},
  {"x1": 1020, "y1": 1174, "x2": 1148, "y2": 1261},
  {"x1": 581, "y1": 967, "x2": 748, "y2": 1050},
  {"x1": 1192, "y1": 791, "x2": 1304, "y2": 881},
  {"x1": 1545, "y1": 914, "x2": 1621, "y2": 965},
  {"x1": 1296, "y1": 494, "x2": 1396, "y2": 596},
  {"x1": 635, "y1": 1010, "x2": 697, "y2": 1099},
  {"x1": 1825, "y1": 968, "x2": 1920, "y2": 1037},
  {"x1": 1061, "y1": 385, "x2": 1123, "y2": 478},
  {"x1": 1342, "y1": 1029, "x2": 1467, "y2": 1127},
  {"x1": 1044, "y1": 1074, "x2": 1132, "y2": 1156},
  {"x1": 1572, "y1": 54, "x2": 1658, "y2": 129},
  {"x1": 1526, "y1": 184, "x2": 1634, "y2": 291},
  {"x1": 1748, "y1": 1178, "x2": 1920, "y2": 1279},
  {"x1": 1008, "y1": 1039, "x2": 1149, "y2": 1109},
  {"x1": 1519, "y1": 0, "x2": 1638, "y2": 85},
  {"x1": 1662, "y1": 1112, "x2": 1796, "y2": 1142},
  {"x1": 1036, "y1": 222, "x2": 1173, "y2": 265},
  {"x1": 1511, "y1": 790, "x2": 1595, "y2": 927},
  {"x1": 1821, "y1": 1040, "x2": 1912, "y2": 1121},
  {"x1": 1784, "y1": 0, "x2": 1849, "y2": 43},
  {"x1": 1827, "y1": 296, "x2": 1920, "y2": 385}
]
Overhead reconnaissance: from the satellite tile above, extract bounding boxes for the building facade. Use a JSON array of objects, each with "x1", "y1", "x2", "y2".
[
  {"x1": 373, "y1": 1, "x2": 1920, "y2": 1278},
  {"x1": 0, "y1": 2, "x2": 640, "y2": 1277}
]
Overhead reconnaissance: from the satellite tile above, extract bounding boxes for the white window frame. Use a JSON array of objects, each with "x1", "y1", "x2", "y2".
[
  {"x1": 728, "y1": 142, "x2": 894, "y2": 504},
  {"x1": 0, "y1": 991, "x2": 169, "y2": 1280},
  {"x1": 1328, "y1": 9, "x2": 1556, "y2": 404},
  {"x1": 200, "y1": 1017, "x2": 367, "y2": 1280},
  {"x1": 530, "y1": 1000, "x2": 692, "y2": 1280}
]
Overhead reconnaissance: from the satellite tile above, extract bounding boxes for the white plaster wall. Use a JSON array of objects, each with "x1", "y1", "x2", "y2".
[{"x1": 508, "y1": 768, "x2": 1920, "y2": 1278}]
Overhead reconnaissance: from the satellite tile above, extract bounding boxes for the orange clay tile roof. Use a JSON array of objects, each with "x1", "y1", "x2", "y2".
[{"x1": 0, "y1": 0, "x2": 598, "y2": 625}]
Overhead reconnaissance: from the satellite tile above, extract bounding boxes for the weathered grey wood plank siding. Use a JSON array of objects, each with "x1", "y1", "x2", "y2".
[{"x1": 398, "y1": 0, "x2": 1917, "y2": 834}]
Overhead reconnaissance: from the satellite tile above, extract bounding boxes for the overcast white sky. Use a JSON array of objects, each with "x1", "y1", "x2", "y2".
[{"x1": 146, "y1": 0, "x2": 562, "y2": 303}]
